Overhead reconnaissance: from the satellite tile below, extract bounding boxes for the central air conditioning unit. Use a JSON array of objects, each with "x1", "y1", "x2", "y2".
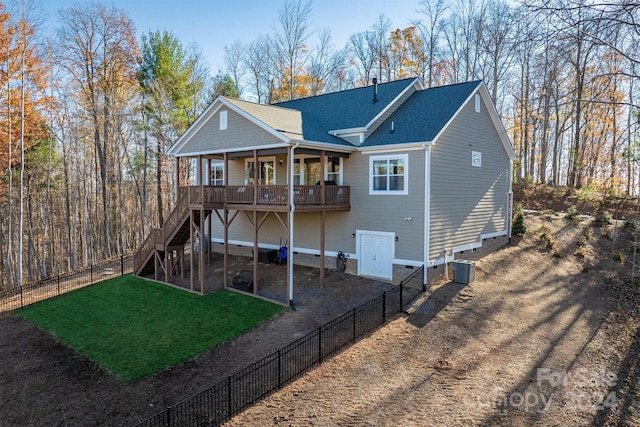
[{"x1": 453, "y1": 260, "x2": 475, "y2": 284}]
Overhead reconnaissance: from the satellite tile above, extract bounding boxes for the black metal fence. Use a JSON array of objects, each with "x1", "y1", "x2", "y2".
[
  {"x1": 135, "y1": 266, "x2": 425, "y2": 427},
  {"x1": 0, "y1": 255, "x2": 133, "y2": 314}
]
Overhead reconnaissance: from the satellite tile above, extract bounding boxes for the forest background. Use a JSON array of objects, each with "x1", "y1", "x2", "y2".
[{"x1": 1, "y1": 0, "x2": 639, "y2": 290}]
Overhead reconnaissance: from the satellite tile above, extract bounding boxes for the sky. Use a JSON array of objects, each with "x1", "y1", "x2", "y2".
[{"x1": 41, "y1": 0, "x2": 424, "y2": 73}]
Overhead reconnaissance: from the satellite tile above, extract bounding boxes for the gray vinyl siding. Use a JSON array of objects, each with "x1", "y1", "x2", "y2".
[
  {"x1": 178, "y1": 108, "x2": 283, "y2": 155},
  {"x1": 341, "y1": 150, "x2": 426, "y2": 262},
  {"x1": 428, "y1": 96, "x2": 510, "y2": 260},
  {"x1": 340, "y1": 135, "x2": 362, "y2": 145},
  {"x1": 208, "y1": 149, "x2": 425, "y2": 263},
  {"x1": 208, "y1": 211, "x2": 352, "y2": 253}
]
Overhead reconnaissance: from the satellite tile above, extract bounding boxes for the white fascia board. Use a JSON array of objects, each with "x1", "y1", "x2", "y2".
[
  {"x1": 297, "y1": 140, "x2": 357, "y2": 153},
  {"x1": 429, "y1": 82, "x2": 516, "y2": 162},
  {"x1": 328, "y1": 127, "x2": 366, "y2": 136},
  {"x1": 221, "y1": 98, "x2": 292, "y2": 144},
  {"x1": 328, "y1": 127, "x2": 366, "y2": 142},
  {"x1": 429, "y1": 82, "x2": 482, "y2": 147},
  {"x1": 168, "y1": 97, "x2": 223, "y2": 155},
  {"x1": 478, "y1": 84, "x2": 517, "y2": 161},
  {"x1": 173, "y1": 140, "x2": 355, "y2": 158},
  {"x1": 168, "y1": 96, "x2": 291, "y2": 157},
  {"x1": 173, "y1": 142, "x2": 292, "y2": 158},
  {"x1": 357, "y1": 141, "x2": 433, "y2": 154},
  {"x1": 363, "y1": 78, "x2": 422, "y2": 131}
]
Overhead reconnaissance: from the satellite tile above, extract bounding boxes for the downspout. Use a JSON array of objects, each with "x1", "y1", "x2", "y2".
[
  {"x1": 289, "y1": 141, "x2": 300, "y2": 309},
  {"x1": 423, "y1": 143, "x2": 430, "y2": 291}
]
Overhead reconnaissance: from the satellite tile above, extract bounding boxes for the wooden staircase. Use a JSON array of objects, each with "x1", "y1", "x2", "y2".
[{"x1": 133, "y1": 188, "x2": 195, "y2": 277}]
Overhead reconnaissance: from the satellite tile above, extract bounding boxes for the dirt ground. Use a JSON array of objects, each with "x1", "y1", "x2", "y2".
[
  {"x1": 0, "y1": 258, "x2": 396, "y2": 426},
  {"x1": 2, "y1": 212, "x2": 640, "y2": 426},
  {"x1": 225, "y1": 213, "x2": 640, "y2": 426}
]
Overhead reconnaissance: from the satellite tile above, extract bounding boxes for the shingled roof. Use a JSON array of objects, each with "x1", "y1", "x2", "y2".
[
  {"x1": 361, "y1": 80, "x2": 482, "y2": 147},
  {"x1": 275, "y1": 78, "x2": 419, "y2": 144},
  {"x1": 223, "y1": 97, "x2": 304, "y2": 140}
]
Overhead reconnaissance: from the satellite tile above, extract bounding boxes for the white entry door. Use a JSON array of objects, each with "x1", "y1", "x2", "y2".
[{"x1": 357, "y1": 231, "x2": 394, "y2": 280}]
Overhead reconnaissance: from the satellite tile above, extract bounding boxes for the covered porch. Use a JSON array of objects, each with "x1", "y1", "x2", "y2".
[{"x1": 172, "y1": 145, "x2": 352, "y2": 307}]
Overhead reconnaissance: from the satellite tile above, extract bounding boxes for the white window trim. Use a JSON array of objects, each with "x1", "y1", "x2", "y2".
[
  {"x1": 219, "y1": 110, "x2": 228, "y2": 130},
  {"x1": 475, "y1": 94, "x2": 481, "y2": 113},
  {"x1": 325, "y1": 156, "x2": 343, "y2": 184},
  {"x1": 210, "y1": 162, "x2": 224, "y2": 185},
  {"x1": 369, "y1": 153, "x2": 409, "y2": 195},
  {"x1": 244, "y1": 156, "x2": 276, "y2": 184},
  {"x1": 472, "y1": 151, "x2": 482, "y2": 167}
]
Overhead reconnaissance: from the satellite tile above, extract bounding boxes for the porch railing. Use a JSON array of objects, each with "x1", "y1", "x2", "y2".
[{"x1": 224, "y1": 184, "x2": 350, "y2": 206}]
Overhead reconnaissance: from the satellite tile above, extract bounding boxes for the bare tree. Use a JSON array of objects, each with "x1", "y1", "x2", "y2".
[
  {"x1": 55, "y1": 2, "x2": 139, "y2": 261},
  {"x1": 224, "y1": 40, "x2": 244, "y2": 95},
  {"x1": 349, "y1": 30, "x2": 377, "y2": 86},
  {"x1": 307, "y1": 28, "x2": 347, "y2": 95},
  {"x1": 274, "y1": 0, "x2": 312, "y2": 101},
  {"x1": 415, "y1": 0, "x2": 448, "y2": 87},
  {"x1": 242, "y1": 35, "x2": 275, "y2": 103}
]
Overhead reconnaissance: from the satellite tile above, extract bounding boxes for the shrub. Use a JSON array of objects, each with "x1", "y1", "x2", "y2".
[
  {"x1": 612, "y1": 250, "x2": 625, "y2": 263},
  {"x1": 540, "y1": 232, "x2": 556, "y2": 249},
  {"x1": 512, "y1": 204, "x2": 527, "y2": 236},
  {"x1": 576, "y1": 228, "x2": 593, "y2": 247},
  {"x1": 593, "y1": 210, "x2": 613, "y2": 227},
  {"x1": 574, "y1": 246, "x2": 588, "y2": 259},
  {"x1": 565, "y1": 205, "x2": 579, "y2": 220},
  {"x1": 577, "y1": 184, "x2": 599, "y2": 205},
  {"x1": 623, "y1": 219, "x2": 637, "y2": 232},
  {"x1": 542, "y1": 209, "x2": 558, "y2": 216}
]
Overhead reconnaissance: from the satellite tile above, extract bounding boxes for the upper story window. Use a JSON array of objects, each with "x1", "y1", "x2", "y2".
[
  {"x1": 326, "y1": 156, "x2": 341, "y2": 183},
  {"x1": 369, "y1": 154, "x2": 408, "y2": 195},
  {"x1": 293, "y1": 156, "x2": 343, "y2": 185},
  {"x1": 245, "y1": 158, "x2": 275, "y2": 185},
  {"x1": 210, "y1": 163, "x2": 224, "y2": 185},
  {"x1": 220, "y1": 110, "x2": 228, "y2": 130}
]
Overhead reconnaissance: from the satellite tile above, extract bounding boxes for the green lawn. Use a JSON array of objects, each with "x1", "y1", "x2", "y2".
[{"x1": 17, "y1": 275, "x2": 285, "y2": 382}]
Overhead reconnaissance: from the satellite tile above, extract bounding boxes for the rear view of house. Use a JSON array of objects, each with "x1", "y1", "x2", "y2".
[{"x1": 133, "y1": 77, "x2": 516, "y2": 306}]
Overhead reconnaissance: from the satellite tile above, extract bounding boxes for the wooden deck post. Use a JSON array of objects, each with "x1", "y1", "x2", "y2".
[
  {"x1": 320, "y1": 152, "x2": 326, "y2": 289},
  {"x1": 190, "y1": 209, "x2": 194, "y2": 292},
  {"x1": 223, "y1": 153, "x2": 229, "y2": 289},
  {"x1": 207, "y1": 158, "x2": 212, "y2": 265},
  {"x1": 200, "y1": 207, "x2": 205, "y2": 295},
  {"x1": 253, "y1": 209, "x2": 258, "y2": 295},
  {"x1": 224, "y1": 209, "x2": 228, "y2": 288},
  {"x1": 288, "y1": 144, "x2": 295, "y2": 308},
  {"x1": 320, "y1": 210, "x2": 325, "y2": 288}
]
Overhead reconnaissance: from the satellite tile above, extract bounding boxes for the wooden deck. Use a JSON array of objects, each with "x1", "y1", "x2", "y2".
[
  {"x1": 133, "y1": 184, "x2": 350, "y2": 276},
  {"x1": 186, "y1": 184, "x2": 350, "y2": 211}
]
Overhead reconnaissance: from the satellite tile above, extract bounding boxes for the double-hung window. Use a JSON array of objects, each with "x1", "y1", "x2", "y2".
[
  {"x1": 369, "y1": 154, "x2": 408, "y2": 195},
  {"x1": 210, "y1": 163, "x2": 224, "y2": 185}
]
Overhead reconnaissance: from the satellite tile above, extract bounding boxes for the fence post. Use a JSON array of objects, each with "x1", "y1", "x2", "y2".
[
  {"x1": 166, "y1": 406, "x2": 171, "y2": 427},
  {"x1": 227, "y1": 375, "x2": 233, "y2": 419},
  {"x1": 382, "y1": 291, "x2": 386, "y2": 322},
  {"x1": 400, "y1": 282, "x2": 404, "y2": 313},
  {"x1": 318, "y1": 326, "x2": 322, "y2": 364},
  {"x1": 57, "y1": 275, "x2": 60, "y2": 296},
  {"x1": 121, "y1": 255, "x2": 124, "y2": 276},
  {"x1": 90, "y1": 265, "x2": 93, "y2": 284},
  {"x1": 20, "y1": 286, "x2": 24, "y2": 310},
  {"x1": 278, "y1": 349, "x2": 282, "y2": 389},
  {"x1": 352, "y1": 307, "x2": 357, "y2": 342}
]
